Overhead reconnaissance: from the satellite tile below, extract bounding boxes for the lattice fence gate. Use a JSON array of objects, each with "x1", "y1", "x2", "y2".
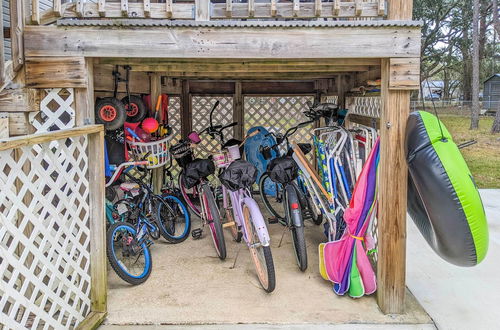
[
  {"x1": 30, "y1": 88, "x2": 76, "y2": 133},
  {"x1": 244, "y1": 95, "x2": 315, "y2": 158},
  {"x1": 0, "y1": 126, "x2": 106, "y2": 330}
]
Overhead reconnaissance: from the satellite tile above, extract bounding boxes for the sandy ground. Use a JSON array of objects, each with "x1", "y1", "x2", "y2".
[{"x1": 104, "y1": 196, "x2": 432, "y2": 327}]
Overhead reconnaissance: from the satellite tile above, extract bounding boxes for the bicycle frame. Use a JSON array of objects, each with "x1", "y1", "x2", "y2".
[{"x1": 223, "y1": 185, "x2": 270, "y2": 247}]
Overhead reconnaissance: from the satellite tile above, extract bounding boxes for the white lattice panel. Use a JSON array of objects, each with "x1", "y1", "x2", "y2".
[
  {"x1": 0, "y1": 136, "x2": 91, "y2": 329},
  {"x1": 244, "y1": 96, "x2": 315, "y2": 156},
  {"x1": 326, "y1": 95, "x2": 339, "y2": 105},
  {"x1": 348, "y1": 96, "x2": 381, "y2": 118},
  {"x1": 192, "y1": 96, "x2": 234, "y2": 159},
  {"x1": 30, "y1": 89, "x2": 76, "y2": 133}
]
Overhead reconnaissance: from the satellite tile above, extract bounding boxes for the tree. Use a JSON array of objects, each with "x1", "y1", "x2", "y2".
[
  {"x1": 470, "y1": 0, "x2": 481, "y2": 129},
  {"x1": 492, "y1": 0, "x2": 500, "y2": 134}
]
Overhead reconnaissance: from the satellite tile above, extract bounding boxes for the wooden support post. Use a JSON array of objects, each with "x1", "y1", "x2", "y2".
[
  {"x1": 53, "y1": 0, "x2": 62, "y2": 17},
  {"x1": 355, "y1": 0, "x2": 362, "y2": 16},
  {"x1": 10, "y1": 0, "x2": 25, "y2": 71},
  {"x1": 377, "y1": 58, "x2": 410, "y2": 314},
  {"x1": 0, "y1": 113, "x2": 8, "y2": 139},
  {"x1": 196, "y1": 0, "x2": 210, "y2": 20},
  {"x1": 248, "y1": 0, "x2": 255, "y2": 17},
  {"x1": 387, "y1": 0, "x2": 413, "y2": 20},
  {"x1": 181, "y1": 80, "x2": 191, "y2": 137},
  {"x1": 121, "y1": 0, "x2": 129, "y2": 16},
  {"x1": 333, "y1": 0, "x2": 340, "y2": 16},
  {"x1": 74, "y1": 58, "x2": 95, "y2": 126},
  {"x1": 292, "y1": 0, "x2": 300, "y2": 16},
  {"x1": 166, "y1": 0, "x2": 173, "y2": 18},
  {"x1": 270, "y1": 0, "x2": 277, "y2": 17},
  {"x1": 0, "y1": 4, "x2": 4, "y2": 85},
  {"x1": 87, "y1": 127, "x2": 107, "y2": 313},
  {"x1": 225, "y1": 0, "x2": 232, "y2": 18},
  {"x1": 336, "y1": 75, "x2": 345, "y2": 109},
  {"x1": 314, "y1": 0, "x2": 321, "y2": 17},
  {"x1": 98, "y1": 0, "x2": 106, "y2": 17},
  {"x1": 31, "y1": 0, "x2": 40, "y2": 24},
  {"x1": 144, "y1": 0, "x2": 151, "y2": 17},
  {"x1": 150, "y1": 73, "x2": 162, "y2": 194},
  {"x1": 377, "y1": 0, "x2": 385, "y2": 16},
  {"x1": 233, "y1": 81, "x2": 243, "y2": 140},
  {"x1": 76, "y1": 0, "x2": 84, "y2": 17}
]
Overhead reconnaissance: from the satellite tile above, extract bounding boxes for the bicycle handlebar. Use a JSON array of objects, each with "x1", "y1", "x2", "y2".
[{"x1": 105, "y1": 160, "x2": 149, "y2": 187}]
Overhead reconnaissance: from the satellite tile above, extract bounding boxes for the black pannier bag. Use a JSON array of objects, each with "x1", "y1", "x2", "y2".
[
  {"x1": 267, "y1": 156, "x2": 298, "y2": 184},
  {"x1": 219, "y1": 160, "x2": 258, "y2": 191},
  {"x1": 170, "y1": 140, "x2": 194, "y2": 168},
  {"x1": 183, "y1": 158, "x2": 215, "y2": 189}
]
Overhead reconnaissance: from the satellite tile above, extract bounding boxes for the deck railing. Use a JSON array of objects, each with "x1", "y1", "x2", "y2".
[
  {"x1": 30, "y1": 0, "x2": 386, "y2": 24},
  {"x1": 0, "y1": 125, "x2": 107, "y2": 330}
]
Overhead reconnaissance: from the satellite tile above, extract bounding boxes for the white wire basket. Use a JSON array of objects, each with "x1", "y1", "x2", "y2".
[{"x1": 127, "y1": 135, "x2": 173, "y2": 169}]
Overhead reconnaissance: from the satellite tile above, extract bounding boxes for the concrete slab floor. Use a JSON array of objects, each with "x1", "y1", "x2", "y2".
[
  {"x1": 103, "y1": 196, "x2": 432, "y2": 327},
  {"x1": 406, "y1": 189, "x2": 500, "y2": 330}
]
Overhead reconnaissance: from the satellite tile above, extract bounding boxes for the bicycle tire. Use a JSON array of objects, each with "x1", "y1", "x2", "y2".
[
  {"x1": 178, "y1": 171, "x2": 202, "y2": 218},
  {"x1": 258, "y1": 172, "x2": 286, "y2": 220},
  {"x1": 155, "y1": 195, "x2": 191, "y2": 243},
  {"x1": 243, "y1": 205, "x2": 276, "y2": 293},
  {"x1": 106, "y1": 221, "x2": 152, "y2": 285},
  {"x1": 203, "y1": 184, "x2": 227, "y2": 260},
  {"x1": 285, "y1": 189, "x2": 308, "y2": 271}
]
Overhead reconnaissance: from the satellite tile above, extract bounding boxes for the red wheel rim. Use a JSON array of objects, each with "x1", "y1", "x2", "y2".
[
  {"x1": 99, "y1": 105, "x2": 117, "y2": 122},
  {"x1": 125, "y1": 103, "x2": 139, "y2": 117}
]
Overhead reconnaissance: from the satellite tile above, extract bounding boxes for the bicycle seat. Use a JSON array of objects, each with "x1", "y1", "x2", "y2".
[{"x1": 120, "y1": 182, "x2": 140, "y2": 192}]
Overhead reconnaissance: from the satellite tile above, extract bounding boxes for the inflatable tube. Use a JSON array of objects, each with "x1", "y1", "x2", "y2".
[{"x1": 406, "y1": 111, "x2": 488, "y2": 267}]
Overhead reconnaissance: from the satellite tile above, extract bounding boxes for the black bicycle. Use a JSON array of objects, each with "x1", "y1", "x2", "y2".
[{"x1": 257, "y1": 119, "x2": 323, "y2": 271}]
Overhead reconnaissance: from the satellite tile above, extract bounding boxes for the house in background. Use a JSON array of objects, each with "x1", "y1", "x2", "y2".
[
  {"x1": 483, "y1": 74, "x2": 500, "y2": 112},
  {"x1": 420, "y1": 79, "x2": 461, "y2": 100}
]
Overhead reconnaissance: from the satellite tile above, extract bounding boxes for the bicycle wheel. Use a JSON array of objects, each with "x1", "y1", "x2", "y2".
[
  {"x1": 178, "y1": 171, "x2": 202, "y2": 218},
  {"x1": 106, "y1": 221, "x2": 152, "y2": 285},
  {"x1": 243, "y1": 205, "x2": 276, "y2": 293},
  {"x1": 157, "y1": 194, "x2": 191, "y2": 243},
  {"x1": 258, "y1": 173, "x2": 286, "y2": 220},
  {"x1": 285, "y1": 189, "x2": 308, "y2": 271},
  {"x1": 203, "y1": 184, "x2": 227, "y2": 260}
]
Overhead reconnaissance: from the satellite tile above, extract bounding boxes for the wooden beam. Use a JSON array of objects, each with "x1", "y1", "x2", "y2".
[
  {"x1": 377, "y1": 0, "x2": 385, "y2": 16},
  {"x1": 0, "y1": 88, "x2": 38, "y2": 112},
  {"x1": 243, "y1": 81, "x2": 315, "y2": 95},
  {"x1": 0, "y1": 113, "x2": 9, "y2": 139},
  {"x1": 31, "y1": 0, "x2": 40, "y2": 24},
  {"x1": 76, "y1": 311, "x2": 107, "y2": 330},
  {"x1": 0, "y1": 4, "x2": 4, "y2": 85},
  {"x1": 333, "y1": 0, "x2": 340, "y2": 16},
  {"x1": 87, "y1": 128, "x2": 107, "y2": 314},
  {"x1": 94, "y1": 65, "x2": 150, "y2": 94},
  {"x1": 98, "y1": 0, "x2": 106, "y2": 16},
  {"x1": 9, "y1": 0, "x2": 25, "y2": 71},
  {"x1": 389, "y1": 58, "x2": 420, "y2": 90},
  {"x1": 53, "y1": 0, "x2": 63, "y2": 17},
  {"x1": 76, "y1": 0, "x2": 84, "y2": 17},
  {"x1": 377, "y1": 58, "x2": 409, "y2": 314},
  {"x1": 387, "y1": 0, "x2": 413, "y2": 20},
  {"x1": 248, "y1": 0, "x2": 255, "y2": 17},
  {"x1": 121, "y1": 0, "x2": 129, "y2": 17},
  {"x1": 26, "y1": 57, "x2": 87, "y2": 88},
  {"x1": 314, "y1": 0, "x2": 322, "y2": 17},
  {"x1": 270, "y1": 0, "x2": 277, "y2": 16},
  {"x1": 233, "y1": 81, "x2": 243, "y2": 140},
  {"x1": 225, "y1": 0, "x2": 232, "y2": 18},
  {"x1": 166, "y1": 0, "x2": 173, "y2": 18},
  {"x1": 355, "y1": 0, "x2": 362, "y2": 16},
  {"x1": 25, "y1": 26, "x2": 421, "y2": 59},
  {"x1": 181, "y1": 80, "x2": 191, "y2": 137},
  {"x1": 75, "y1": 58, "x2": 95, "y2": 126},
  {"x1": 293, "y1": 0, "x2": 299, "y2": 16},
  {"x1": 143, "y1": 0, "x2": 151, "y2": 17},
  {"x1": 7, "y1": 112, "x2": 30, "y2": 136},
  {"x1": 196, "y1": 0, "x2": 210, "y2": 20}
]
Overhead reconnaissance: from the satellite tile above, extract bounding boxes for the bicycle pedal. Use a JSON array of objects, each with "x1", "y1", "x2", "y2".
[
  {"x1": 268, "y1": 217, "x2": 279, "y2": 224},
  {"x1": 191, "y1": 228, "x2": 203, "y2": 239}
]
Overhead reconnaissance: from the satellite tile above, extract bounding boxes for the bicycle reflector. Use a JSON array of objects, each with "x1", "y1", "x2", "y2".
[{"x1": 291, "y1": 203, "x2": 299, "y2": 210}]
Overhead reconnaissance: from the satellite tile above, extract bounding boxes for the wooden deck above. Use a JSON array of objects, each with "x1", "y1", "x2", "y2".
[{"x1": 32, "y1": 0, "x2": 387, "y2": 25}]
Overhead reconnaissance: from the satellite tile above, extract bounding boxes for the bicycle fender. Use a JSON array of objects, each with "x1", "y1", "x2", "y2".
[
  {"x1": 242, "y1": 197, "x2": 271, "y2": 246},
  {"x1": 285, "y1": 185, "x2": 304, "y2": 228}
]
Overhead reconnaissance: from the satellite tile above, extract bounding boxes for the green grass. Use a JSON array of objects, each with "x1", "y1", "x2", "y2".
[{"x1": 440, "y1": 115, "x2": 500, "y2": 188}]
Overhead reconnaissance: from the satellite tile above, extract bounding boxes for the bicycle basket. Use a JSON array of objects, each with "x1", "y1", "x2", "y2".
[
  {"x1": 267, "y1": 156, "x2": 298, "y2": 184},
  {"x1": 183, "y1": 158, "x2": 215, "y2": 189},
  {"x1": 219, "y1": 160, "x2": 258, "y2": 191},
  {"x1": 127, "y1": 135, "x2": 172, "y2": 169},
  {"x1": 170, "y1": 141, "x2": 193, "y2": 168}
]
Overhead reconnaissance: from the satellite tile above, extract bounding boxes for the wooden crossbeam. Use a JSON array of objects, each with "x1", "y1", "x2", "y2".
[
  {"x1": 314, "y1": 0, "x2": 322, "y2": 17},
  {"x1": 248, "y1": 0, "x2": 255, "y2": 17},
  {"x1": 53, "y1": 0, "x2": 63, "y2": 17},
  {"x1": 98, "y1": 0, "x2": 106, "y2": 17},
  {"x1": 293, "y1": 0, "x2": 300, "y2": 17},
  {"x1": 31, "y1": 0, "x2": 40, "y2": 24},
  {"x1": 25, "y1": 26, "x2": 421, "y2": 59},
  {"x1": 121, "y1": 0, "x2": 128, "y2": 17},
  {"x1": 166, "y1": 0, "x2": 173, "y2": 18},
  {"x1": 144, "y1": 0, "x2": 151, "y2": 17}
]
